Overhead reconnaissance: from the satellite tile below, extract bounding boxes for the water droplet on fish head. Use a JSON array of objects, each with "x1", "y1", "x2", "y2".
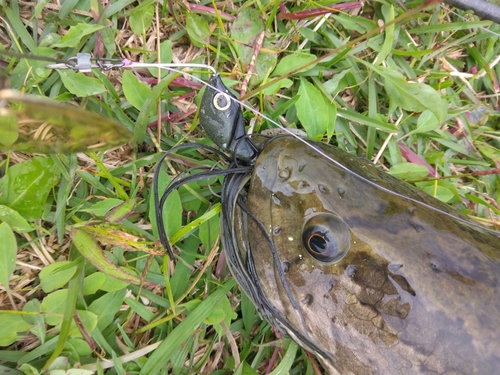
[
  {"x1": 282, "y1": 260, "x2": 291, "y2": 273},
  {"x1": 429, "y1": 258, "x2": 442, "y2": 272},
  {"x1": 278, "y1": 168, "x2": 290, "y2": 179},
  {"x1": 271, "y1": 193, "x2": 280, "y2": 205},
  {"x1": 301, "y1": 294, "x2": 314, "y2": 306},
  {"x1": 408, "y1": 218, "x2": 424, "y2": 232},
  {"x1": 337, "y1": 187, "x2": 346, "y2": 197},
  {"x1": 326, "y1": 279, "x2": 336, "y2": 292},
  {"x1": 388, "y1": 263, "x2": 403, "y2": 273},
  {"x1": 298, "y1": 180, "x2": 310, "y2": 190},
  {"x1": 318, "y1": 184, "x2": 330, "y2": 194},
  {"x1": 345, "y1": 264, "x2": 358, "y2": 278}
]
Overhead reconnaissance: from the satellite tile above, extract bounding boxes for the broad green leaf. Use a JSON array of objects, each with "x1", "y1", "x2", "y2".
[
  {"x1": 323, "y1": 70, "x2": 350, "y2": 95},
  {"x1": 0, "y1": 222, "x2": 17, "y2": 296},
  {"x1": 231, "y1": 8, "x2": 277, "y2": 84},
  {"x1": 272, "y1": 53, "x2": 317, "y2": 76},
  {"x1": 295, "y1": 78, "x2": 329, "y2": 137},
  {"x1": 0, "y1": 313, "x2": 33, "y2": 346},
  {"x1": 0, "y1": 157, "x2": 60, "y2": 221},
  {"x1": 160, "y1": 40, "x2": 173, "y2": 63},
  {"x1": 100, "y1": 273, "x2": 130, "y2": 292},
  {"x1": 82, "y1": 272, "x2": 106, "y2": 295},
  {"x1": 71, "y1": 229, "x2": 142, "y2": 285},
  {"x1": 298, "y1": 27, "x2": 323, "y2": 44},
  {"x1": 415, "y1": 110, "x2": 440, "y2": 134},
  {"x1": 421, "y1": 185, "x2": 454, "y2": 203},
  {"x1": 44, "y1": 260, "x2": 84, "y2": 367},
  {"x1": 238, "y1": 362, "x2": 260, "y2": 375},
  {"x1": 58, "y1": 70, "x2": 106, "y2": 97},
  {"x1": 388, "y1": 162, "x2": 429, "y2": 181},
  {"x1": 122, "y1": 70, "x2": 152, "y2": 111},
  {"x1": 23, "y1": 300, "x2": 46, "y2": 343},
  {"x1": 262, "y1": 78, "x2": 293, "y2": 95},
  {"x1": 204, "y1": 295, "x2": 237, "y2": 336},
  {"x1": 129, "y1": 5, "x2": 154, "y2": 35},
  {"x1": 68, "y1": 310, "x2": 98, "y2": 338},
  {"x1": 41, "y1": 289, "x2": 69, "y2": 326},
  {"x1": 80, "y1": 198, "x2": 123, "y2": 217},
  {"x1": 231, "y1": 8, "x2": 264, "y2": 64},
  {"x1": 150, "y1": 40, "x2": 174, "y2": 78},
  {"x1": 186, "y1": 14, "x2": 210, "y2": 47},
  {"x1": 402, "y1": 110, "x2": 440, "y2": 139},
  {"x1": 68, "y1": 338, "x2": 93, "y2": 357},
  {"x1": 0, "y1": 113, "x2": 18, "y2": 147},
  {"x1": 39, "y1": 261, "x2": 78, "y2": 293},
  {"x1": 0, "y1": 205, "x2": 34, "y2": 233},
  {"x1": 53, "y1": 24, "x2": 105, "y2": 48},
  {"x1": 378, "y1": 67, "x2": 447, "y2": 123},
  {"x1": 326, "y1": 99, "x2": 337, "y2": 140}
]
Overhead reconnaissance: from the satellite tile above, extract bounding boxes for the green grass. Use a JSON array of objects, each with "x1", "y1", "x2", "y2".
[{"x1": 0, "y1": 1, "x2": 499, "y2": 374}]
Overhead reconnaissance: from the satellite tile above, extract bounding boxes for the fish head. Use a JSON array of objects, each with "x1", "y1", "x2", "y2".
[{"x1": 239, "y1": 135, "x2": 500, "y2": 374}]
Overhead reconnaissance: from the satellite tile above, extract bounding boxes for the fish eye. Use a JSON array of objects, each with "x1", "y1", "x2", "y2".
[
  {"x1": 302, "y1": 214, "x2": 350, "y2": 263},
  {"x1": 213, "y1": 92, "x2": 231, "y2": 111}
]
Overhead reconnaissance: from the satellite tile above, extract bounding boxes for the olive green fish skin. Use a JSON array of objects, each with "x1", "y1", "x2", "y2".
[{"x1": 244, "y1": 136, "x2": 500, "y2": 375}]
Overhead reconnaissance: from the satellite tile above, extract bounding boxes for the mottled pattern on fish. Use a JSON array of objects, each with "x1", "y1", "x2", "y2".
[{"x1": 229, "y1": 136, "x2": 500, "y2": 375}]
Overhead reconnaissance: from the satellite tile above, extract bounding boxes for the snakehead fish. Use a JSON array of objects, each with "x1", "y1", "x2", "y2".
[{"x1": 197, "y1": 75, "x2": 500, "y2": 374}]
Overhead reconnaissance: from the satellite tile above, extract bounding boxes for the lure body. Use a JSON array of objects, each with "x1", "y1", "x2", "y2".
[
  {"x1": 199, "y1": 74, "x2": 256, "y2": 162},
  {"x1": 229, "y1": 136, "x2": 500, "y2": 374}
]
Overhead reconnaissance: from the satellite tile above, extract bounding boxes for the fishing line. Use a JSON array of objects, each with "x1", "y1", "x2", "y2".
[{"x1": 152, "y1": 142, "x2": 252, "y2": 258}]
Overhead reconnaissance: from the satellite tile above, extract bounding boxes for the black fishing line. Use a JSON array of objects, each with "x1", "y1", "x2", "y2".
[
  {"x1": 153, "y1": 143, "x2": 252, "y2": 258},
  {"x1": 220, "y1": 167, "x2": 333, "y2": 361}
]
